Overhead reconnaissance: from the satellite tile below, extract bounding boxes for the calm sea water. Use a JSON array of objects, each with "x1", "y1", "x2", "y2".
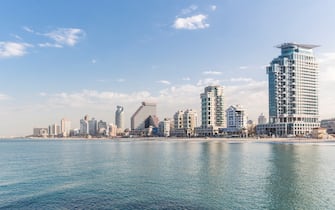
[{"x1": 0, "y1": 139, "x2": 335, "y2": 209}]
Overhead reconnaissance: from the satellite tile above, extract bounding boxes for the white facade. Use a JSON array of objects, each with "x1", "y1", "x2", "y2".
[
  {"x1": 173, "y1": 109, "x2": 198, "y2": 137},
  {"x1": 109, "y1": 124, "x2": 117, "y2": 137},
  {"x1": 226, "y1": 105, "x2": 247, "y2": 133},
  {"x1": 266, "y1": 43, "x2": 320, "y2": 136},
  {"x1": 198, "y1": 85, "x2": 225, "y2": 136},
  {"x1": 61, "y1": 118, "x2": 71, "y2": 137},
  {"x1": 49, "y1": 124, "x2": 60, "y2": 136},
  {"x1": 115, "y1": 105, "x2": 124, "y2": 130},
  {"x1": 258, "y1": 113, "x2": 267, "y2": 125},
  {"x1": 159, "y1": 118, "x2": 171, "y2": 137},
  {"x1": 131, "y1": 102, "x2": 157, "y2": 130}
]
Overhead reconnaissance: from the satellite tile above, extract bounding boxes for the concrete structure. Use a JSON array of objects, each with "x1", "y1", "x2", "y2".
[
  {"x1": 97, "y1": 120, "x2": 108, "y2": 136},
  {"x1": 173, "y1": 109, "x2": 198, "y2": 137},
  {"x1": 60, "y1": 118, "x2": 71, "y2": 137},
  {"x1": 257, "y1": 43, "x2": 320, "y2": 136},
  {"x1": 48, "y1": 124, "x2": 60, "y2": 137},
  {"x1": 131, "y1": 102, "x2": 157, "y2": 130},
  {"x1": 197, "y1": 85, "x2": 225, "y2": 136},
  {"x1": 258, "y1": 113, "x2": 267, "y2": 125},
  {"x1": 115, "y1": 105, "x2": 124, "y2": 130},
  {"x1": 33, "y1": 128, "x2": 48, "y2": 137},
  {"x1": 159, "y1": 118, "x2": 171, "y2": 137},
  {"x1": 226, "y1": 104, "x2": 247, "y2": 133},
  {"x1": 320, "y1": 118, "x2": 335, "y2": 134},
  {"x1": 80, "y1": 115, "x2": 89, "y2": 135},
  {"x1": 88, "y1": 118, "x2": 97, "y2": 136},
  {"x1": 109, "y1": 124, "x2": 117, "y2": 137}
]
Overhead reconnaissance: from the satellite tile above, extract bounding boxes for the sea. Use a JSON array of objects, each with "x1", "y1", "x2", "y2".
[{"x1": 0, "y1": 139, "x2": 335, "y2": 209}]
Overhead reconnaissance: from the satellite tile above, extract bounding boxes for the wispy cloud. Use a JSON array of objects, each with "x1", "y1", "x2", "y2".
[
  {"x1": 196, "y1": 78, "x2": 221, "y2": 86},
  {"x1": 22, "y1": 26, "x2": 34, "y2": 33},
  {"x1": 210, "y1": 5, "x2": 217, "y2": 11},
  {"x1": 44, "y1": 28, "x2": 85, "y2": 47},
  {"x1": 229, "y1": 77, "x2": 253, "y2": 82},
  {"x1": 0, "y1": 93, "x2": 10, "y2": 100},
  {"x1": 0, "y1": 42, "x2": 32, "y2": 58},
  {"x1": 173, "y1": 14, "x2": 209, "y2": 30},
  {"x1": 181, "y1": 5, "x2": 198, "y2": 15},
  {"x1": 38, "y1": 42, "x2": 63, "y2": 48},
  {"x1": 182, "y1": 77, "x2": 191, "y2": 81},
  {"x1": 91, "y1": 59, "x2": 97, "y2": 64},
  {"x1": 239, "y1": 66, "x2": 249, "y2": 70},
  {"x1": 157, "y1": 80, "x2": 171, "y2": 85},
  {"x1": 202, "y1": 70, "x2": 222, "y2": 75},
  {"x1": 116, "y1": 78, "x2": 125, "y2": 83}
]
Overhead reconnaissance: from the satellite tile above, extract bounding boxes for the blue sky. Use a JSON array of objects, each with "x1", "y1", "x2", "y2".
[{"x1": 1, "y1": 0, "x2": 335, "y2": 136}]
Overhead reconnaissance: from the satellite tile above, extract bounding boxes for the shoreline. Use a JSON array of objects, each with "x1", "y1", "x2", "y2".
[{"x1": 1, "y1": 136, "x2": 335, "y2": 144}]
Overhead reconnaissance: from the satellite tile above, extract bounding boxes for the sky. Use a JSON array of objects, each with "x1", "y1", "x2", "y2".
[{"x1": 1, "y1": 0, "x2": 335, "y2": 137}]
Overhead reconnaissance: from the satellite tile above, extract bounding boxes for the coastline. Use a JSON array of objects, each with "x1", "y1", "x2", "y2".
[{"x1": 2, "y1": 136, "x2": 335, "y2": 144}]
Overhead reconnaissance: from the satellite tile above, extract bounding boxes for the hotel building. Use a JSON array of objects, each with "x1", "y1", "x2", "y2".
[{"x1": 257, "y1": 43, "x2": 320, "y2": 136}]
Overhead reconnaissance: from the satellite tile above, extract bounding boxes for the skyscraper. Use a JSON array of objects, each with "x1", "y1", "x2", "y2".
[
  {"x1": 197, "y1": 85, "x2": 225, "y2": 136},
  {"x1": 200, "y1": 86, "x2": 225, "y2": 127},
  {"x1": 115, "y1": 105, "x2": 124, "y2": 130},
  {"x1": 60, "y1": 118, "x2": 71, "y2": 137},
  {"x1": 263, "y1": 43, "x2": 320, "y2": 136},
  {"x1": 80, "y1": 115, "x2": 89, "y2": 135},
  {"x1": 131, "y1": 102, "x2": 157, "y2": 130}
]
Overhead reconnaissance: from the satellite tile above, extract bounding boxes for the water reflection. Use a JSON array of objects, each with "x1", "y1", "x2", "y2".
[{"x1": 266, "y1": 144, "x2": 327, "y2": 209}]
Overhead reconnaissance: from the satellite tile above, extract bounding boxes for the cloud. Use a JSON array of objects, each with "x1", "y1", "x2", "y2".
[
  {"x1": 318, "y1": 52, "x2": 335, "y2": 119},
  {"x1": 23, "y1": 26, "x2": 34, "y2": 33},
  {"x1": 39, "y1": 92, "x2": 47, "y2": 97},
  {"x1": 116, "y1": 78, "x2": 125, "y2": 82},
  {"x1": 229, "y1": 77, "x2": 253, "y2": 82},
  {"x1": 38, "y1": 42, "x2": 63, "y2": 48},
  {"x1": 0, "y1": 42, "x2": 32, "y2": 58},
  {"x1": 202, "y1": 70, "x2": 222, "y2": 75},
  {"x1": 181, "y1": 5, "x2": 198, "y2": 15},
  {"x1": 210, "y1": 5, "x2": 217, "y2": 11},
  {"x1": 239, "y1": 66, "x2": 249, "y2": 70},
  {"x1": 182, "y1": 77, "x2": 191, "y2": 81},
  {"x1": 0, "y1": 93, "x2": 9, "y2": 100},
  {"x1": 196, "y1": 78, "x2": 221, "y2": 86},
  {"x1": 91, "y1": 59, "x2": 97, "y2": 64},
  {"x1": 157, "y1": 80, "x2": 171, "y2": 85},
  {"x1": 45, "y1": 28, "x2": 85, "y2": 47},
  {"x1": 173, "y1": 14, "x2": 209, "y2": 30},
  {"x1": 225, "y1": 80, "x2": 268, "y2": 119}
]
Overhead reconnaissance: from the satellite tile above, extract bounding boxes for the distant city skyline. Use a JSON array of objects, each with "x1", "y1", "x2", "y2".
[{"x1": 1, "y1": 0, "x2": 335, "y2": 136}]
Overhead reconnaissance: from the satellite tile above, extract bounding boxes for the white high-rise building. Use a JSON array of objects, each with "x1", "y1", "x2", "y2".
[
  {"x1": 258, "y1": 43, "x2": 320, "y2": 136},
  {"x1": 197, "y1": 85, "x2": 225, "y2": 136},
  {"x1": 226, "y1": 105, "x2": 247, "y2": 133},
  {"x1": 61, "y1": 118, "x2": 71, "y2": 137},
  {"x1": 115, "y1": 105, "x2": 124, "y2": 130}
]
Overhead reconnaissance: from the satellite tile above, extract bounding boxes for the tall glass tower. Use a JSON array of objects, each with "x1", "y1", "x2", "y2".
[
  {"x1": 266, "y1": 43, "x2": 320, "y2": 136},
  {"x1": 115, "y1": 105, "x2": 124, "y2": 130}
]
